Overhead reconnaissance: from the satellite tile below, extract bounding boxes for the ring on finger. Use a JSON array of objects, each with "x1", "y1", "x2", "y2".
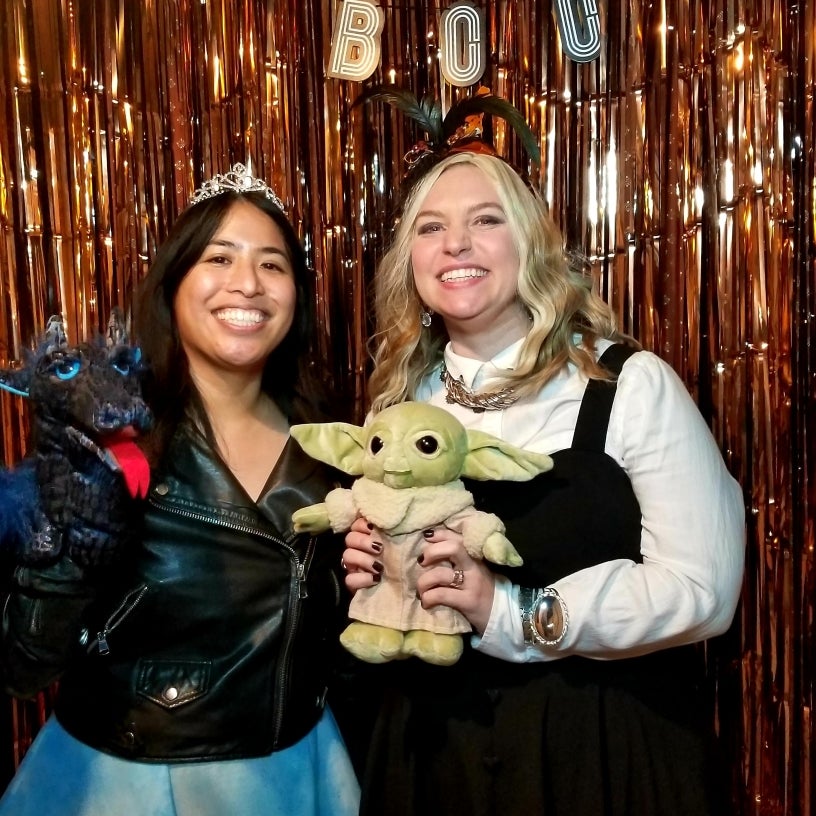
[
  {"x1": 449, "y1": 568, "x2": 464, "y2": 589},
  {"x1": 341, "y1": 558, "x2": 348, "y2": 571}
]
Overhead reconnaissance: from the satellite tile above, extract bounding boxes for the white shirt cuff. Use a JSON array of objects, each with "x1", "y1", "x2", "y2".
[{"x1": 471, "y1": 576, "x2": 563, "y2": 662}]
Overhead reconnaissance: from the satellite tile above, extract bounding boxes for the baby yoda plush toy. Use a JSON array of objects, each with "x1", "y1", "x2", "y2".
[{"x1": 290, "y1": 402, "x2": 553, "y2": 666}]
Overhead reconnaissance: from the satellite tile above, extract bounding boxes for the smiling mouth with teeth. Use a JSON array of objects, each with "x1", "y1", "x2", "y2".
[
  {"x1": 440, "y1": 268, "x2": 488, "y2": 283},
  {"x1": 215, "y1": 308, "x2": 267, "y2": 325}
]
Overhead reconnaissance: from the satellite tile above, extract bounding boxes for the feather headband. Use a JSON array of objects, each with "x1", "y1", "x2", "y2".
[{"x1": 354, "y1": 85, "x2": 541, "y2": 182}]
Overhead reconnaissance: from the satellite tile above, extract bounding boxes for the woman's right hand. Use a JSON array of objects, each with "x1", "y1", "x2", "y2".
[{"x1": 342, "y1": 517, "x2": 384, "y2": 592}]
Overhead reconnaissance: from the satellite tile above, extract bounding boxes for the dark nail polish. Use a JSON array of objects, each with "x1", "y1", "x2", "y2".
[
  {"x1": 371, "y1": 541, "x2": 383, "y2": 553},
  {"x1": 416, "y1": 554, "x2": 424, "y2": 565},
  {"x1": 372, "y1": 560, "x2": 384, "y2": 573},
  {"x1": 415, "y1": 590, "x2": 421, "y2": 600},
  {"x1": 423, "y1": 529, "x2": 434, "y2": 539},
  {"x1": 372, "y1": 572, "x2": 381, "y2": 583},
  {"x1": 366, "y1": 522, "x2": 374, "y2": 530}
]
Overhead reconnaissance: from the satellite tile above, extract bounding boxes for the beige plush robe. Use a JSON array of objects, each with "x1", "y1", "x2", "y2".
[{"x1": 324, "y1": 478, "x2": 507, "y2": 635}]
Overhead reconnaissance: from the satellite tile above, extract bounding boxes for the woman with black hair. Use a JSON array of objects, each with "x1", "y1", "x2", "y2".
[{"x1": 0, "y1": 166, "x2": 359, "y2": 815}]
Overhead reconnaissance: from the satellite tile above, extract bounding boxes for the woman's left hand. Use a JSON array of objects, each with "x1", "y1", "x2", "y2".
[{"x1": 415, "y1": 527, "x2": 496, "y2": 634}]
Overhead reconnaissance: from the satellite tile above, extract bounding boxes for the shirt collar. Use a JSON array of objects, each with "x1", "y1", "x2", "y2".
[{"x1": 442, "y1": 337, "x2": 525, "y2": 390}]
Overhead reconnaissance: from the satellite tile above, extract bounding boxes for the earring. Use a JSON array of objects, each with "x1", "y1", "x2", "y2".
[{"x1": 420, "y1": 307, "x2": 433, "y2": 328}]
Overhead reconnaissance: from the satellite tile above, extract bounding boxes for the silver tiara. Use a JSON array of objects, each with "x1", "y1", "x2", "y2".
[{"x1": 188, "y1": 163, "x2": 286, "y2": 212}]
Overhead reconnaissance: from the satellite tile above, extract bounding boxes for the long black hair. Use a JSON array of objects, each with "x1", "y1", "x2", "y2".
[{"x1": 135, "y1": 190, "x2": 326, "y2": 462}]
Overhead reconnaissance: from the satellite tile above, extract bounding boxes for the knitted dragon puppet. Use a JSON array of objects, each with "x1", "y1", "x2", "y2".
[
  {"x1": 0, "y1": 310, "x2": 151, "y2": 569},
  {"x1": 290, "y1": 402, "x2": 553, "y2": 666}
]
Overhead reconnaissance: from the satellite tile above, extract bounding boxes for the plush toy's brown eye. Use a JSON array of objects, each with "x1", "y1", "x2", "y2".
[
  {"x1": 415, "y1": 435, "x2": 439, "y2": 454},
  {"x1": 370, "y1": 436, "x2": 384, "y2": 454}
]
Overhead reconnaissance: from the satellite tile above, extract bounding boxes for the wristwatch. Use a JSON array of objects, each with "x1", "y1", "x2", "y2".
[{"x1": 520, "y1": 586, "x2": 569, "y2": 647}]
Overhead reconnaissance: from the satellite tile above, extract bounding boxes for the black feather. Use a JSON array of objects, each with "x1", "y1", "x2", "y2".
[{"x1": 353, "y1": 86, "x2": 444, "y2": 145}]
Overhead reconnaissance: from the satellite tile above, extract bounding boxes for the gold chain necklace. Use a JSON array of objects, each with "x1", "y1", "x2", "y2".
[{"x1": 439, "y1": 364, "x2": 519, "y2": 413}]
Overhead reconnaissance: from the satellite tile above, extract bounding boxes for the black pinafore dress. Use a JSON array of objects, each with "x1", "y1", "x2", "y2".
[{"x1": 358, "y1": 346, "x2": 727, "y2": 816}]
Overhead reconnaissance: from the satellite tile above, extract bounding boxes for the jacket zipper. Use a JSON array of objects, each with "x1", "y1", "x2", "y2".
[
  {"x1": 149, "y1": 496, "x2": 311, "y2": 744},
  {"x1": 271, "y1": 534, "x2": 317, "y2": 742},
  {"x1": 95, "y1": 584, "x2": 149, "y2": 655}
]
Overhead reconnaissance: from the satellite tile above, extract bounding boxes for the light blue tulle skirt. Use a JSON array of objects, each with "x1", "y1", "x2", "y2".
[{"x1": 0, "y1": 710, "x2": 360, "y2": 816}]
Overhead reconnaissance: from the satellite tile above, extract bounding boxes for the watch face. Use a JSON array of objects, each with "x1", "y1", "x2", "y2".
[
  {"x1": 521, "y1": 588, "x2": 568, "y2": 646},
  {"x1": 530, "y1": 590, "x2": 568, "y2": 646}
]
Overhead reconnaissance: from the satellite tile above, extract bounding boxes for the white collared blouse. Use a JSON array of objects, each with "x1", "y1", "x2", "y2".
[{"x1": 415, "y1": 338, "x2": 746, "y2": 662}]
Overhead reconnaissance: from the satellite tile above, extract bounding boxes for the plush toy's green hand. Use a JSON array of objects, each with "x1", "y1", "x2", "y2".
[
  {"x1": 292, "y1": 503, "x2": 332, "y2": 534},
  {"x1": 482, "y1": 531, "x2": 523, "y2": 567}
]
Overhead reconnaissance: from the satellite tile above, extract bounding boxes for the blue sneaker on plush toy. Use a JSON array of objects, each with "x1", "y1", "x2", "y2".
[
  {"x1": 0, "y1": 309, "x2": 151, "y2": 569},
  {"x1": 290, "y1": 402, "x2": 553, "y2": 666}
]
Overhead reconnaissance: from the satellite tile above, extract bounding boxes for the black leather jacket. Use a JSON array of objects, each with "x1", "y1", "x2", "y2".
[{"x1": 2, "y1": 425, "x2": 348, "y2": 762}]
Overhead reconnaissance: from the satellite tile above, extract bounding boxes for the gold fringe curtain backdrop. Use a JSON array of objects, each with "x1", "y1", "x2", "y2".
[{"x1": 0, "y1": 2, "x2": 813, "y2": 813}]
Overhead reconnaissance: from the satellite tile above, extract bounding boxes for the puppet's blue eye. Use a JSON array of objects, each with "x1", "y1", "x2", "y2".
[
  {"x1": 370, "y1": 436, "x2": 384, "y2": 454},
  {"x1": 54, "y1": 359, "x2": 81, "y2": 380},
  {"x1": 111, "y1": 347, "x2": 140, "y2": 375},
  {"x1": 415, "y1": 435, "x2": 439, "y2": 454}
]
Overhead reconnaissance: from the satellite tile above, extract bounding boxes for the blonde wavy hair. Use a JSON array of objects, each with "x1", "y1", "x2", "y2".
[{"x1": 368, "y1": 152, "x2": 632, "y2": 413}]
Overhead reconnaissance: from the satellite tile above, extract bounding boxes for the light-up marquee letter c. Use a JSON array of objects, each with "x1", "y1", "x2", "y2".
[
  {"x1": 553, "y1": 0, "x2": 601, "y2": 63},
  {"x1": 327, "y1": 0, "x2": 385, "y2": 81},
  {"x1": 439, "y1": 2, "x2": 486, "y2": 87}
]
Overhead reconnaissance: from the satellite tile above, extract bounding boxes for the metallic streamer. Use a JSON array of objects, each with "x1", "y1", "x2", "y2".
[{"x1": 0, "y1": 2, "x2": 813, "y2": 812}]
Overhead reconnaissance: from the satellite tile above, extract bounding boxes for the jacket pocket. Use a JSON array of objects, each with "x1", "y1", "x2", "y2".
[{"x1": 136, "y1": 658, "x2": 211, "y2": 709}]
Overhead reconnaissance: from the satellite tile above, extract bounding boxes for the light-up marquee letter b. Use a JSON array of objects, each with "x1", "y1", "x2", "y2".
[{"x1": 327, "y1": 0, "x2": 385, "y2": 81}]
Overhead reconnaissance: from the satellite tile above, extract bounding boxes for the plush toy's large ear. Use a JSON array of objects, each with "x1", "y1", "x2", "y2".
[
  {"x1": 460, "y1": 429, "x2": 554, "y2": 482},
  {"x1": 290, "y1": 422, "x2": 368, "y2": 475},
  {"x1": 0, "y1": 366, "x2": 31, "y2": 398},
  {"x1": 106, "y1": 306, "x2": 129, "y2": 348},
  {"x1": 43, "y1": 315, "x2": 68, "y2": 353}
]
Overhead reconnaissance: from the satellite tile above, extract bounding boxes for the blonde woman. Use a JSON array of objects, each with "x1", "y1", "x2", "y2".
[{"x1": 343, "y1": 151, "x2": 745, "y2": 815}]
